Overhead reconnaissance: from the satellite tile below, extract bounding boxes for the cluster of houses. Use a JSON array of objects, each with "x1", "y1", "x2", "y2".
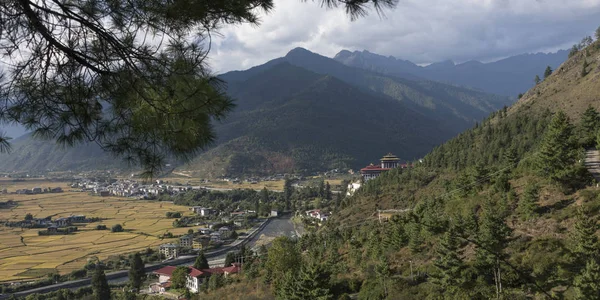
[
  {"x1": 5, "y1": 214, "x2": 90, "y2": 230},
  {"x1": 159, "y1": 226, "x2": 235, "y2": 259},
  {"x1": 71, "y1": 179, "x2": 195, "y2": 198},
  {"x1": 149, "y1": 264, "x2": 241, "y2": 294},
  {"x1": 305, "y1": 209, "x2": 329, "y2": 222},
  {"x1": 11, "y1": 187, "x2": 63, "y2": 195},
  {"x1": 220, "y1": 173, "x2": 301, "y2": 185}
]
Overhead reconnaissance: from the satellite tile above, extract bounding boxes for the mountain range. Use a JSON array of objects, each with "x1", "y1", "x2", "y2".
[
  {"x1": 334, "y1": 49, "x2": 568, "y2": 97},
  {"x1": 0, "y1": 47, "x2": 568, "y2": 176}
]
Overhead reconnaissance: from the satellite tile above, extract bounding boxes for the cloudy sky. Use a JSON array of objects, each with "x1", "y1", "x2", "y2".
[{"x1": 208, "y1": 0, "x2": 600, "y2": 73}]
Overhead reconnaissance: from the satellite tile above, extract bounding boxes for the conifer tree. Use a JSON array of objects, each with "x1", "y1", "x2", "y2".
[
  {"x1": 573, "y1": 259, "x2": 600, "y2": 299},
  {"x1": 276, "y1": 261, "x2": 333, "y2": 300},
  {"x1": 596, "y1": 26, "x2": 600, "y2": 40},
  {"x1": 91, "y1": 265, "x2": 111, "y2": 300},
  {"x1": 283, "y1": 178, "x2": 293, "y2": 211},
  {"x1": 582, "y1": 59, "x2": 589, "y2": 77},
  {"x1": 517, "y1": 182, "x2": 539, "y2": 220},
  {"x1": 208, "y1": 274, "x2": 223, "y2": 290},
  {"x1": 128, "y1": 252, "x2": 146, "y2": 291},
  {"x1": 193, "y1": 251, "x2": 209, "y2": 270},
  {"x1": 325, "y1": 182, "x2": 332, "y2": 201},
  {"x1": 476, "y1": 204, "x2": 511, "y2": 298},
  {"x1": 534, "y1": 75, "x2": 541, "y2": 85},
  {"x1": 544, "y1": 66, "x2": 553, "y2": 79},
  {"x1": 224, "y1": 252, "x2": 236, "y2": 267},
  {"x1": 571, "y1": 207, "x2": 599, "y2": 261},
  {"x1": 431, "y1": 226, "x2": 466, "y2": 298},
  {"x1": 580, "y1": 105, "x2": 600, "y2": 147},
  {"x1": 536, "y1": 111, "x2": 578, "y2": 184},
  {"x1": 171, "y1": 266, "x2": 188, "y2": 289}
]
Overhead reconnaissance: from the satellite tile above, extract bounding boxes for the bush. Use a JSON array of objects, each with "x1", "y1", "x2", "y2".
[
  {"x1": 111, "y1": 224, "x2": 124, "y2": 232},
  {"x1": 96, "y1": 224, "x2": 107, "y2": 230},
  {"x1": 166, "y1": 212, "x2": 182, "y2": 218}
]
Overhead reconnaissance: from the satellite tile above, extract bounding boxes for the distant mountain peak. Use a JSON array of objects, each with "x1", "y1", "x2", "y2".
[{"x1": 286, "y1": 47, "x2": 314, "y2": 57}]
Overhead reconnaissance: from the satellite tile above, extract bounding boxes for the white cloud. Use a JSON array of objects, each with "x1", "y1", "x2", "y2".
[{"x1": 208, "y1": 0, "x2": 600, "y2": 73}]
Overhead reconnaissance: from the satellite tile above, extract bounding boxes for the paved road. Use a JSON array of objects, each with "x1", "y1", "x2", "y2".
[
  {"x1": 3, "y1": 217, "x2": 298, "y2": 298},
  {"x1": 585, "y1": 148, "x2": 600, "y2": 183}
]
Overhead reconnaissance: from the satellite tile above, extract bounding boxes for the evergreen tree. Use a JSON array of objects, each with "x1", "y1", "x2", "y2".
[
  {"x1": 517, "y1": 182, "x2": 539, "y2": 220},
  {"x1": 582, "y1": 59, "x2": 589, "y2": 77},
  {"x1": 571, "y1": 207, "x2": 599, "y2": 261},
  {"x1": 260, "y1": 187, "x2": 269, "y2": 214},
  {"x1": 224, "y1": 252, "x2": 236, "y2": 267},
  {"x1": 476, "y1": 204, "x2": 512, "y2": 298},
  {"x1": 91, "y1": 265, "x2": 111, "y2": 300},
  {"x1": 128, "y1": 252, "x2": 146, "y2": 291},
  {"x1": 184, "y1": 288, "x2": 192, "y2": 299},
  {"x1": 208, "y1": 274, "x2": 223, "y2": 290},
  {"x1": 536, "y1": 111, "x2": 579, "y2": 184},
  {"x1": 573, "y1": 259, "x2": 600, "y2": 300},
  {"x1": 408, "y1": 223, "x2": 423, "y2": 254},
  {"x1": 596, "y1": 26, "x2": 600, "y2": 40},
  {"x1": 580, "y1": 105, "x2": 600, "y2": 147},
  {"x1": 569, "y1": 44, "x2": 580, "y2": 57},
  {"x1": 266, "y1": 237, "x2": 302, "y2": 287},
  {"x1": 534, "y1": 75, "x2": 541, "y2": 85},
  {"x1": 283, "y1": 178, "x2": 293, "y2": 211},
  {"x1": 318, "y1": 180, "x2": 325, "y2": 198},
  {"x1": 325, "y1": 182, "x2": 332, "y2": 200},
  {"x1": 276, "y1": 262, "x2": 333, "y2": 300},
  {"x1": 193, "y1": 251, "x2": 209, "y2": 270},
  {"x1": 544, "y1": 66, "x2": 553, "y2": 78},
  {"x1": 171, "y1": 266, "x2": 188, "y2": 289},
  {"x1": 431, "y1": 226, "x2": 466, "y2": 297}
]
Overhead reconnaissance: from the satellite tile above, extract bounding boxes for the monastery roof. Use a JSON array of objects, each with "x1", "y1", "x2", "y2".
[
  {"x1": 380, "y1": 153, "x2": 400, "y2": 161},
  {"x1": 360, "y1": 164, "x2": 390, "y2": 172}
]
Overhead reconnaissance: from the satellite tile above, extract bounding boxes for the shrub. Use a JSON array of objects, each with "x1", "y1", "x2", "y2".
[{"x1": 111, "y1": 224, "x2": 124, "y2": 232}]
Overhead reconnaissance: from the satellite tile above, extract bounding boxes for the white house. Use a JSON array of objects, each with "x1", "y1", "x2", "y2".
[{"x1": 346, "y1": 181, "x2": 362, "y2": 196}]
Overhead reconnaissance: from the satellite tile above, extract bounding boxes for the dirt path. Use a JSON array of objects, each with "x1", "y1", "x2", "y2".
[{"x1": 584, "y1": 148, "x2": 600, "y2": 183}]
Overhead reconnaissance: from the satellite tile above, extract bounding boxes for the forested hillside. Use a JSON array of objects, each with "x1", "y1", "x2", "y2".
[
  {"x1": 190, "y1": 33, "x2": 600, "y2": 300},
  {"x1": 179, "y1": 63, "x2": 450, "y2": 177},
  {"x1": 179, "y1": 49, "x2": 512, "y2": 177}
]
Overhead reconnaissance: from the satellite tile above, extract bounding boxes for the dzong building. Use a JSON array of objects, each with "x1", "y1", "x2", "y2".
[{"x1": 360, "y1": 153, "x2": 402, "y2": 181}]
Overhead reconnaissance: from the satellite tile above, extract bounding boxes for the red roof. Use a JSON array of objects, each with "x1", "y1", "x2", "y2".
[
  {"x1": 153, "y1": 265, "x2": 240, "y2": 279},
  {"x1": 360, "y1": 165, "x2": 390, "y2": 172},
  {"x1": 154, "y1": 266, "x2": 176, "y2": 277},
  {"x1": 188, "y1": 267, "x2": 205, "y2": 278},
  {"x1": 222, "y1": 265, "x2": 241, "y2": 274}
]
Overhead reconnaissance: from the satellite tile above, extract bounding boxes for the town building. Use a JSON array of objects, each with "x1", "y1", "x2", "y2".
[
  {"x1": 218, "y1": 227, "x2": 232, "y2": 239},
  {"x1": 360, "y1": 153, "x2": 401, "y2": 181},
  {"x1": 190, "y1": 207, "x2": 215, "y2": 217},
  {"x1": 159, "y1": 244, "x2": 179, "y2": 259},
  {"x1": 151, "y1": 264, "x2": 241, "y2": 294},
  {"x1": 179, "y1": 235, "x2": 193, "y2": 248},
  {"x1": 193, "y1": 236, "x2": 210, "y2": 250}
]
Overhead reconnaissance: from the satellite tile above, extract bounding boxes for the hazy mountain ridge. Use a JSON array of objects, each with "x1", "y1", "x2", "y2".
[{"x1": 334, "y1": 49, "x2": 569, "y2": 97}]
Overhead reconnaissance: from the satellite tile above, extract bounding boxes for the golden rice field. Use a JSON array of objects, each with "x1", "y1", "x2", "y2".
[{"x1": 0, "y1": 179, "x2": 193, "y2": 282}]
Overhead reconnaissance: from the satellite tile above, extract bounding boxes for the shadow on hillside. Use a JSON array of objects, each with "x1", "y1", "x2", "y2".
[{"x1": 536, "y1": 199, "x2": 574, "y2": 214}]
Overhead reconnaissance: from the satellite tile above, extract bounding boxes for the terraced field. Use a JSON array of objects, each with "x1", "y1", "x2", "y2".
[{"x1": 0, "y1": 180, "x2": 192, "y2": 282}]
